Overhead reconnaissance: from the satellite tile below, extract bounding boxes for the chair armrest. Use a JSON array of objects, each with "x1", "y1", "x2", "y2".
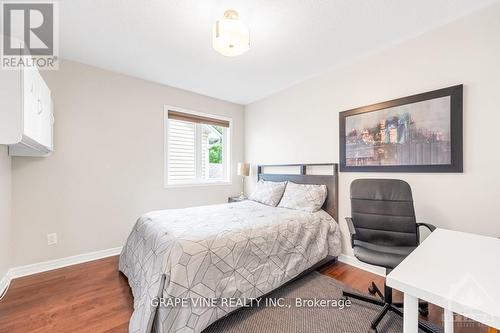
[
  {"x1": 417, "y1": 223, "x2": 436, "y2": 232},
  {"x1": 345, "y1": 217, "x2": 356, "y2": 248}
]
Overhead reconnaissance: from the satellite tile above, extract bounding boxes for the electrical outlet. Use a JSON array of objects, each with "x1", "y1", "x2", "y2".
[{"x1": 47, "y1": 233, "x2": 57, "y2": 246}]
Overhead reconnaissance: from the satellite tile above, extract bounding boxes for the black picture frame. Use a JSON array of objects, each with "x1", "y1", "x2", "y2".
[{"x1": 339, "y1": 85, "x2": 463, "y2": 173}]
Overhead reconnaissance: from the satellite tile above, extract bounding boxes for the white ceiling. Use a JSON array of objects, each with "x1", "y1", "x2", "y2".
[{"x1": 60, "y1": 0, "x2": 497, "y2": 105}]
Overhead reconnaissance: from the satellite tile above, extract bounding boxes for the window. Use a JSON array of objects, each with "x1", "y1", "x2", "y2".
[{"x1": 165, "y1": 107, "x2": 231, "y2": 186}]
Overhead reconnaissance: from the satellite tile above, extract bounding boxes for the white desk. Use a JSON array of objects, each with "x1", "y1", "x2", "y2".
[{"x1": 386, "y1": 228, "x2": 500, "y2": 333}]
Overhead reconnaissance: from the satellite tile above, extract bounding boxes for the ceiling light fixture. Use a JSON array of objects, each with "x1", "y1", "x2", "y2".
[{"x1": 212, "y1": 10, "x2": 250, "y2": 57}]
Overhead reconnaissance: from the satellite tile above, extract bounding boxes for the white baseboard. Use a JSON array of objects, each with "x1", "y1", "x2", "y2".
[
  {"x1": 0, "y1": 246, "x2": 123, "y2": 297},
  {"x1": 338, "y1": 253, "x2": 386, "y2": 277},
  {"x1": 1, "y1": 248, "x2": 381, "y2": 298},
  {"x1": 0, "y1": 270, "x2": 12, "y2": 299}
]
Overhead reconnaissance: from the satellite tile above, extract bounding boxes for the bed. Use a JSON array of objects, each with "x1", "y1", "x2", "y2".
[{"x1": 119, "y1": 163, "x2": 341, "y2": 333}]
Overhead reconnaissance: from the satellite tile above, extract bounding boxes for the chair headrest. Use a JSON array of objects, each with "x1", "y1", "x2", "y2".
[{"x1": 350, "y1": 179, "x2": 413, "y2": 202}]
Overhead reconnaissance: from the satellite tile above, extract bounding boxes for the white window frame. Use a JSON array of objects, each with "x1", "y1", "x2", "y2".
[{"x1": 164, "y1": 105, "x2": 232, "y2": 188}]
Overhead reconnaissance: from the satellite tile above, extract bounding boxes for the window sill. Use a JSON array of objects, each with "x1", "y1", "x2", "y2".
[{"x1": 164, "y1": 181, "x2": 232, "y2": 189}]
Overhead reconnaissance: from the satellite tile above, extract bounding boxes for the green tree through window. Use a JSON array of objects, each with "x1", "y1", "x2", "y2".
[{"x1": 209, "y1": 144, "x2": 222, "y2": 163}]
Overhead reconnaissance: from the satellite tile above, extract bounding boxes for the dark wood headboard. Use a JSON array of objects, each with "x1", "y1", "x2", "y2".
[{"x1": 257, "y1": 163, "x2": 339, "y2": 221}]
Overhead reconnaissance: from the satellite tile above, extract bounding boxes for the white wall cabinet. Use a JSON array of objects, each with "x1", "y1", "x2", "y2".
[{"x1": 0, "y1": 63, "x2": 54, "y2": 156}]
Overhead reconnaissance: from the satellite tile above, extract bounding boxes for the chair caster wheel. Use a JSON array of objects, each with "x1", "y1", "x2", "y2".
[{"x1": 368, "y1": 328, "x2": 378, "y2": 333}]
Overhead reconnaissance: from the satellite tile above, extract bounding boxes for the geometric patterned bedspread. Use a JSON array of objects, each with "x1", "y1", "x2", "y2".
[{"x1": 119, "y1": 200, "x2": 341, "y2": 333}]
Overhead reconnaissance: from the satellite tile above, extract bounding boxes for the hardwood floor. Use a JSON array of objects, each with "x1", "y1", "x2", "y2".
[
  {"x1": 0, "y1": 256, "x2": 133, "y2": 333},
  {"x1": 0, "y1": 256, "x2": 488, "y2": 333},
  {"x1": 319, "y1": 262, "x2": 488, "y2": 333}
]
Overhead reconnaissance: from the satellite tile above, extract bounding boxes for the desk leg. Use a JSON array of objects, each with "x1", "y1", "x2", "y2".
[
  {"x1": 444, "y1": 309, "x2": 454, "y2": 333},
  {"x1": 403, "y1": 293, "x2": 418, "y2": 333}
]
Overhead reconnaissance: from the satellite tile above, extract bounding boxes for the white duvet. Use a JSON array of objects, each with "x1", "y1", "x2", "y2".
[{"x1": 119, "y1": 200, "x2": 341, "y2": 333}]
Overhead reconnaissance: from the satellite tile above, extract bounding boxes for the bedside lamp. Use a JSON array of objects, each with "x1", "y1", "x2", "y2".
[{"x1": 237, "y1": 162, "x2": 250, "y2": 199}]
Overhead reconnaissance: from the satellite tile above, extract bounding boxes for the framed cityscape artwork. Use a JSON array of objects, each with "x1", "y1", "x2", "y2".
[{"x1": 339, "y1": 85, "x2": 463, "y2": 172}]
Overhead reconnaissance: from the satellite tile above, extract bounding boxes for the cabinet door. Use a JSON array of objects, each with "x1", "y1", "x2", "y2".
[
  {"x1": 21, "y1": 65, "x2": 53, "y2": 151},
  {"x1": 22, "y1": 66, "x2": 40, "y2": 142},
  {"x1": 38, "y1": 77, "x2": 52, "y2": 149}
]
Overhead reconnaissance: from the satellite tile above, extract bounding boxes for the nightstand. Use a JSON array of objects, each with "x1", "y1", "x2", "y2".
[{"x1": 228, "y1": 196, "x2": 247, "y2": 203}]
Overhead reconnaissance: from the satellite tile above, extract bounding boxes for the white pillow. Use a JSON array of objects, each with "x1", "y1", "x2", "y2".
[
  {"x1": 278, "y1": 182, "x2": 327, "y2": 212},
  {"x1": 249, "y1": 180, "x2": 287, "y2": 207}
]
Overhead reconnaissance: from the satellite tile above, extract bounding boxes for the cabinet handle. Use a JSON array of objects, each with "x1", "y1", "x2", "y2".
[{"x1": 37, "y1": 99, "x2": 43, "y2": 115}]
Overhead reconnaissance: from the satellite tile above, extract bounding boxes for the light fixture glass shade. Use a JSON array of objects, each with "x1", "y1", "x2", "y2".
[
  {"x1": 212, "y1": 10, "x2": 250, "y2": 57},
  {"x1": 237, "y1": 162, "x2": 250, "y2": 176}
]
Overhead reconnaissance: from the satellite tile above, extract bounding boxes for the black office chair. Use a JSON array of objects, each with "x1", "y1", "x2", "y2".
[{"x1": 342, "y1": 179, "x2": 436, "y2": 333}]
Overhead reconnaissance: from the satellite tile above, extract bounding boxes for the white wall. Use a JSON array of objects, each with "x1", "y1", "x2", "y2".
[
  {"x1": 245, "y1": 3, "x2": 500, "y2": 255},
  {"x1": 0, "y1": 147, "x2": 12, "y2": 279},
  {"x1": 11, "y1": 60, "x2": 244, "y2": 266}
]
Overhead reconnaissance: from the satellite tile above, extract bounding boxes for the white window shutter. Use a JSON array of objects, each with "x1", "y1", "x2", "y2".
[
  {"x1": 201, "y1": 127, "x2": 210, "y2": 179},
  {"x1": 168, "y1": 119, "x2": 196, "y2": 182}
]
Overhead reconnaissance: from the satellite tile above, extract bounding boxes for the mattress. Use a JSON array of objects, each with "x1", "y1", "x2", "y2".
[{"x1": 119, "y1": 200, "x2": 341, "y2": 333}]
